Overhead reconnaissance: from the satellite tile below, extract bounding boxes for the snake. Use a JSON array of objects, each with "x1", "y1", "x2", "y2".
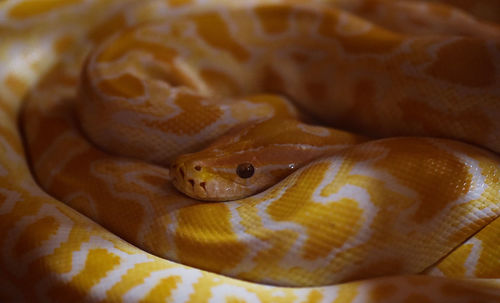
[{"x1": 1, "y1": 0, "x2": 500, "y2": 302}]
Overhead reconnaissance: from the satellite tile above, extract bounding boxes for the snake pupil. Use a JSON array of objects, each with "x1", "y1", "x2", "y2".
[{"x1": 236, "y1": 163, "x2": 254, "y2": 178}]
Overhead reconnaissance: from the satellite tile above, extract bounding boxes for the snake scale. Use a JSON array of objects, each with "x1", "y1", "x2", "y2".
[{"x1": 1, "y1": 0, "x2": 500, "y2": 302}]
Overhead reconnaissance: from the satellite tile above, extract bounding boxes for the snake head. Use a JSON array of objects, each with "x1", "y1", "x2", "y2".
[
  {"x1": 170, "y1": 120, "x2": 302, "y2": 201},
  {"x1": 170, "y1": 147, "x2": 293, "y2": 201},
  {"x1": 170, "y1": 119, "x2": 366, "y2": 201}
]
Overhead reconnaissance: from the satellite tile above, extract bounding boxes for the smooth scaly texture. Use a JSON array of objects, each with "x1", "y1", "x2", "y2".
[{"x1": 1, "y1": 0, "x2": 500, "y2": 302}]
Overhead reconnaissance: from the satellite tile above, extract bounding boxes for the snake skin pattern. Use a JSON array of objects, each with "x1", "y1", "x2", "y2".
[{"x1": 1, "y1": 0, "x2": 500, "y2": 302}]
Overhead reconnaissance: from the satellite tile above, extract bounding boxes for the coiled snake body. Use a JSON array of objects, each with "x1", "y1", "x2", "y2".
[{"x1": 1, "y1": 0, "x2": 500, "y2": 302}]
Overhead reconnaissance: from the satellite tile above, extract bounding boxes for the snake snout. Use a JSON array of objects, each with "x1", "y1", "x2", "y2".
[{"x1": 170, "y1": 162, "x2": 210, "y2": 199}]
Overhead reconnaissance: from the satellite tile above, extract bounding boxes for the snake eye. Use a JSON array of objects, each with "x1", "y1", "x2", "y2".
[{"x1": 236, "y1": 163, "x2": 254, "y2": 178}]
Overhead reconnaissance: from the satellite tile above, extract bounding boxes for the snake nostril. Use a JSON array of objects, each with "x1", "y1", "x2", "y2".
[
  {"x1": 188, "y1": 179, "x2": 195, "y2": 187},
  {"x1": 200, "y1": 182, "x2": 206, "y2": 191},
  {"x1": 179, "y1": 167, "x2": 185, "y2": 179}
]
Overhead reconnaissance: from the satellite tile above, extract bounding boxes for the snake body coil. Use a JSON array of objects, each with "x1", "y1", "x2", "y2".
[{"x1": 1, "y1": 0, "x2": 500, "y2": 302}]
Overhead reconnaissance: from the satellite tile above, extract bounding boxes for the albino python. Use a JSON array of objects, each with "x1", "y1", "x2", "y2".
[{"x1": 1, "y1": 0, "x2": 500, "y2": 302}]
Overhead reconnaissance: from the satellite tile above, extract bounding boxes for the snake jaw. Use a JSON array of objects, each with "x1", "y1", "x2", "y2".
[{"x1": 170, "y1": 160, "x2": 246, "y2": 201}]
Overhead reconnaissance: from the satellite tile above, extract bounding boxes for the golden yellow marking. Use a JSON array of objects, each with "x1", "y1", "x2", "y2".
[
  {"x1": 303, "y1": 290, "x2": 323, "y2": 303},
  {"x1": 142, "y1": 93, "x2": 223, "y2": 135},
  {"x1": 191, "y1": 13, "x2": 250, "y2": 61},
  {"x1": 9, "y1": 0, "x2": 83, "y2": 19},
  {"x1": 333, "y1": 284, "x2": 358, "y2": 303},
  {"x1": 15, "y1": 217, "x2": 59, "y2": 255},
  {"x1": 435, "y1": 244, "x2": 472, "y2": 277},
  {"x1": 474, "y1": 220, "x2": 500, "y2": 277},
  {"x1": 106, "y1": 261, "x2": 170, "y2": 298},
  {"x1": 200, "y1": 68, "x2": 240, "y2": 96},
  {"x1": 48, "y1": 249, "x2": 121, "y2": 302},
  {"x1": 303, "y1": 198, "x2": 363, "y2": 260},
  {"x1": 97, "y1": 74, "x2": 145, "y2": 99},
  {"x1": 440, "y1": 217, "x2": 500, "y2": 278},
  {"x1": 266, "y1": 162, "x2": 363, "y2": 261},
  {"x1": 42, "y1": 225, "x2": 92, "y2": 276},
  {"x1": 375, "y1": 139, "x2": 472, "y2": 223},
  {"x1": 142, "y1": 276, "x2": 182, "y2": 302},
  {"x1": 236, "y1": 203, "x2": 303, "y2": 284},
  {"x1": 175, "y1": 203, "x2": 247, "y2": 271}
]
